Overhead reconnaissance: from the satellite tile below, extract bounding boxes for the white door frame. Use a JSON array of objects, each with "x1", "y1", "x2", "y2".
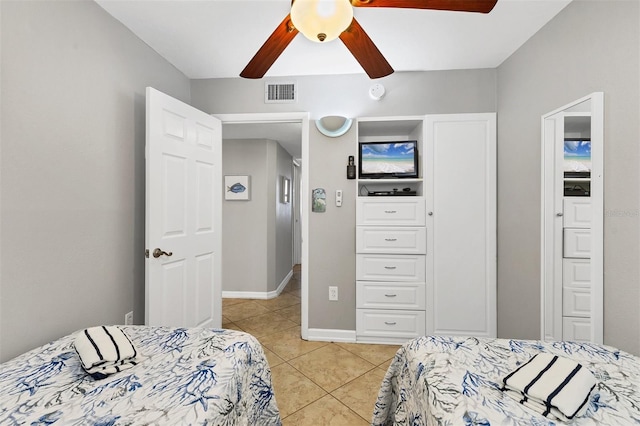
[
  {"x1": 540, "y1": 92, "x2": 604, "y2": 344},
  {"x1": 215, "y1": 112, "x2": 310, "y2": 339},
  {"x1": 292, "y1": 159, "x2": 302, "y2": 265}
]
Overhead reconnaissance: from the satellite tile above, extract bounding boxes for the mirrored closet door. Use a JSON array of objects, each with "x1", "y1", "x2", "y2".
[{"x1": 541, "y1": 92, "x2": 604, "y2": 344}]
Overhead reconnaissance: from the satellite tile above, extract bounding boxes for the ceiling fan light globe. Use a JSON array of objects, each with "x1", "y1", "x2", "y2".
[{"x1": 291, "y1": 0, "x2": 353, "y2": 43}]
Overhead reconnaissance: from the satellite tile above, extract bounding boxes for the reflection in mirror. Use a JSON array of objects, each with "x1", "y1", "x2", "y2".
[{"x1": 563, "y1": 110, "x2": 591, "y2": 196}]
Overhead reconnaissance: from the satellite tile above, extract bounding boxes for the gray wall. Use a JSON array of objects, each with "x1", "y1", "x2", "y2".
[
  {"x1": 308, "y1": 125, "x2": 359, "y2": 330},
  {"x1": 191, "y1": 70, "x2": 497, "y2": 331},
  {"x1": 0, "y1": 0, "x2": 190, "y2": 361},
  {"x1": 222, "y1": 140, "x2": 270, "y2": 293},
  {"x1": 274, "y1": 143, "x2": 294, "y2": 287},
  {"x1": 222, "y1": 139, "x2": 293, "y2": 294},
  {"x1": 497, "y1": 0, "x2": 640, "y2": 354}
]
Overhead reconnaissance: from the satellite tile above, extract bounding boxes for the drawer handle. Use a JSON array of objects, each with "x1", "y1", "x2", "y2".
[
  {"x1": 384, "y1": 210, "x2": 397, "y2": 214},
  {"x1": 384, "y1": 321, "x2": 397, "y2": 326},
  {"x1": 384, "y1": 266, "x2": 397, "y2": 270},
  {"x1": 384, "y1": 294, "x2": 397, "y2": 298},
  {"x1": 384, "y1": 238, "x2": 397, "y2": 242}
]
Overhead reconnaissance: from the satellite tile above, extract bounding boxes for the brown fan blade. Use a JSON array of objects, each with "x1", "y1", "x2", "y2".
[
  {"x1": 351, "y1": 0, "x2": 497, "y2": 13},
  {"x1": 339, "y1": 18, "x2": 393, "y2": 79},
  {"x1": 240, "y1": 14, "x2": 299, "y2": 79}
]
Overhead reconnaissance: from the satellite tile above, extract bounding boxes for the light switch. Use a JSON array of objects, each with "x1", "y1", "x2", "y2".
[{"x1": 336, "y1": 190, "x2": 343, "y2": 207}]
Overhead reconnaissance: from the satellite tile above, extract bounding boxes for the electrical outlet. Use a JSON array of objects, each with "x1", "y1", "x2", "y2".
[
  {"x1": 125, "y1": 311, "x2": 134, "y2": 325},
  {"x1": 329, "y1": 286, "x2": 338, "y2": 301}
]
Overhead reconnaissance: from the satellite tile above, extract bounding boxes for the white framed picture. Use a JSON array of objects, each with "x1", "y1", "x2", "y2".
[{"x1": 224, "y1": 175, "x2": 250, "y2": 201}]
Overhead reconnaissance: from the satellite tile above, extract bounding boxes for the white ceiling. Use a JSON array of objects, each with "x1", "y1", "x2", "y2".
[
  {"x1": 96, "y1": 0, "x2": 572, "y2": 80},
  {"x1": 95, "y1": 0, "x2": 572, "y2": 158}
]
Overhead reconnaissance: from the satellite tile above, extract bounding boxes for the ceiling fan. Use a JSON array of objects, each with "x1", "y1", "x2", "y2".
[{"x1": 240, "y1": 0, "x2": 498, "y2": 79}]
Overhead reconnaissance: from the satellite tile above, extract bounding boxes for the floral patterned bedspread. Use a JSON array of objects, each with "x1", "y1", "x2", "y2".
[
  {"x1": 0, "y1": 326, "x2": 281, "y2": 425},
  {"x1": 372, "y1": 336, "x2": 640, "y2": 425}
]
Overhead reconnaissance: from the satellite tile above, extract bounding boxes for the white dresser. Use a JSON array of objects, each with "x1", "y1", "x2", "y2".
[
  {"x1": 356, "y1": 197, "x2": 427, "y2": 343},
  {"x1": 354, "y1": 114, "x2": 497, "y2": 345}
]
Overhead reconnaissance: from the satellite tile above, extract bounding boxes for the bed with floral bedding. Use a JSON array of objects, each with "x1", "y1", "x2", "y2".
[
  {"x1": 0, "y1": 326, "x2": 281, "y2": 425},
  {"x1": 372, "y1": 336, "x2": 640, "y2": 425}
]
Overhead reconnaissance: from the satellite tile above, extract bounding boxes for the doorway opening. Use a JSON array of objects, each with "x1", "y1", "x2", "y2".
[{"x1": 215, "y1": 112, "x2": 310, "y2": 339}]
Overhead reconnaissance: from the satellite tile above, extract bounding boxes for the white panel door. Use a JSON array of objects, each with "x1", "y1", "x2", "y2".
[
  {"x1": 145, "y1": 87, "x2": 222, "y2": 328},
  {"x1": 426, "y1": 113, "x2": 496, "y2": 337}
]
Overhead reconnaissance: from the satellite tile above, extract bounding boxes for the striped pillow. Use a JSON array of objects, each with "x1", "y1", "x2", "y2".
[{"x1": 74, "y1": 326, "x2": 139, "y2": 379}]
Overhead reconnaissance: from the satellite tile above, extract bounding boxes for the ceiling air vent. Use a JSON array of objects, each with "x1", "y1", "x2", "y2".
[{"x1": 265, "y1": 82, "x2": 296, "y2": 104}]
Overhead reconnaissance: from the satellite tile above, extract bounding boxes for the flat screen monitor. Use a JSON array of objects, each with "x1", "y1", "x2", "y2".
[{"x1": 358, "y1": 141, "x2": 419, "y2": 179}]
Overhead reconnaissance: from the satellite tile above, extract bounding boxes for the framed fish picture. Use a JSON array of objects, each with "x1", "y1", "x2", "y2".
[{"x1": 224, "y1": 175, "x2": 250, "y2": 201}]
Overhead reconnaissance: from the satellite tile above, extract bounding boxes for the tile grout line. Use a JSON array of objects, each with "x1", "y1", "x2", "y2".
[
  {"x1": 224, "y1": 270, "x2": 393, "y2": 424},
  {"x1": 277, "y1": 345, "x2": 380, "y2": 421}
]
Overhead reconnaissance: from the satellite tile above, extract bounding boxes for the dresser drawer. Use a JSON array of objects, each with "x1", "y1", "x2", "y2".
[
  {"x1": 563, "y1": 229, "x2": 591, "y2": 258},
  {"x1": 357, "y1": 309, "x2": 426, "y2": 339},
  {"x1": 356, "y1": 281, "x2": 425, "y2": 310},
  {"x1": 356, "y1": 227, "x2": 426, "y2": 254},
  {"x1": 563, "y1": 198, "x2": 591, "y2": 228},
  {"x1": 563, "y1": 287, "x2": 591, "y2": 317},
  {"x1": 563, "y1": 259, "x2": 591, "y2": 287},
  {"x1": 563, "y1": 317, "x2": 592, "y2": 342},
  {"x1": 356, "y1": 197, "x2": 426, "y2": 226},
  {"x1": 356, "y1": 254, "x2": 426, "y2": 281}
]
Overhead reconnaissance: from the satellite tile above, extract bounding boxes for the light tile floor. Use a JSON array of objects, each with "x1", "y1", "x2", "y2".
[{"x1": 222, "y1": 266, "x2": 400, "y2": 425}]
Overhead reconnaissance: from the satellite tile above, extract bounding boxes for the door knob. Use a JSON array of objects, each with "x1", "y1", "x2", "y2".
[
  {"x1": 556, "y1": 212, "x2": 564, "y2": 217},
  {"x1": 153, "y1": 248, "x2": 173, "y2": 258}
]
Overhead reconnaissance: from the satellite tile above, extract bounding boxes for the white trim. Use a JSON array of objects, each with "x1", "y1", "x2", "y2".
[
  {"x1": 214, "y1": 112, "x2": 310, "y2": 340},
  {"x1": 221, "y1": 291, "x2": 270, "y2": 300},
  {"x1": 301, "y1": 116, "x2": 310, "y2": 340},
  {"x1": 590, "y1": 92, "x2": 604, "y2": 344},
  {"x1": 542, "y1": 93, "x2": 596, "y2": 118},
  {"x1": 280, "y1": 269, "x2": 293, "y2": 293},
  {"x1": 356, "y1": 336, "x2": 416, "y2": 345},
  {"x1": 306, "y1": 328, "x2": 357, "y2": 343},
  {"x1": 292, "y1": 161, "x2": 302, "y2": 265},
  {"x1": 222, "y1": 270, "x2": 293, "y2": 300}
]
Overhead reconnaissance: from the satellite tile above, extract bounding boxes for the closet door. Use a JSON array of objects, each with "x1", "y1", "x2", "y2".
[{"x1": 425, "y1": 114, "x2": 497, "y2": 337}]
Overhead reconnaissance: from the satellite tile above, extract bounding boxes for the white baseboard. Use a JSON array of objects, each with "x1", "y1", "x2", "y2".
[
  {"x1": 222, "y1": 270, "x2": 293, "y2": 300},
  {"x1": 306, "y1": 328, "x2": 357, "y2": 343}
]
